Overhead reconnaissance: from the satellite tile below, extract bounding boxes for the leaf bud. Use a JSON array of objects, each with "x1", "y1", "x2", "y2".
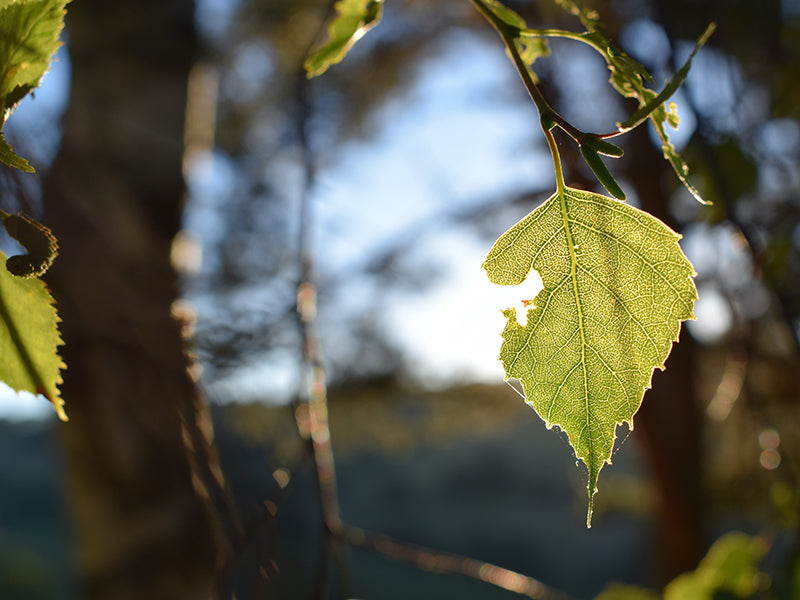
[{"x1": 579, "y1": 145, "x2": 626, "y2": 200}]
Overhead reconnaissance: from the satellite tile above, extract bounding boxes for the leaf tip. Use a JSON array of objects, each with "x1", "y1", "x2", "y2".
[
  {"x1": 54, "y1": 399, "x2": 68, "y2": 421},
  {"x1": 37, "y1": 384, "x2": 67, "y2": 421}
]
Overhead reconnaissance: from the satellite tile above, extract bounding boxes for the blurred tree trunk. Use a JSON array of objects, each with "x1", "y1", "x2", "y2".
[
  {"x1": 42, "y1": 1, "x2": 224, "y2": 598},
  {"x1": 627, "y1": 127, "x2": 705, "y2": 583}
]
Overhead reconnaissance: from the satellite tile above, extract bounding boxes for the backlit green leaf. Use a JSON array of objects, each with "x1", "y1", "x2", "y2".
[
  {"x1": 617, "y1": 23, "x2": 716, "y2": 133},
  {"x1": 0, "y1": 248, "x2": 66, "y2": 420},
  {"x1": 0, "y1": 0, "x2": 68, "y2": 170},
  {"x1": 304, "y1": 0, "x2": 383, "y2": 78},
  {"x1": 483, "y1": 186, "x2": 696, "y2": 525}
]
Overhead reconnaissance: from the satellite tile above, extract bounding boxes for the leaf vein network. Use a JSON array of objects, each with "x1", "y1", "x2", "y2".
[{"x1": 570, "y1": 220, "x2": 693, "y2": 314}]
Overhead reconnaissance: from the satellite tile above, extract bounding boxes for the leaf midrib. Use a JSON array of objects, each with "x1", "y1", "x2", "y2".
[{"x1": 557, "y1": 188, "x2": 593, "y2": 465}]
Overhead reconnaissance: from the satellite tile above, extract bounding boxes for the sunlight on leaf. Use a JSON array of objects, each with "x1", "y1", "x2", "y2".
[
  {"x1": 304, "y1": 0, "x2": 383, "y2": 78},
  {"x1": 515, "y1": 35, "x2": 549, "y2": 83},
  {"x1": 0, "y1": 0, "x2": 68, "y2": 171},
  {"x1": 0, "y1": 249, "x2": 66, "y2": 420},
  {"x1": 617, "y1": 23, "x2": 716, "y2": 133},
  {"x1": 483, "y1": 186, "x2": 696, "y2": 526}
]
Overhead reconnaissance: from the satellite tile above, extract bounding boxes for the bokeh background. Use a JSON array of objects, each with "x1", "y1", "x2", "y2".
[{"x1": 1, "y1": 0, "x2": 799, "y2": 598}]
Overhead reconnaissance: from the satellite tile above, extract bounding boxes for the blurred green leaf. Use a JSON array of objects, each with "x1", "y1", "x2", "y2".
[
  {"x1": 517, "y1": 34, "x2": 549, "y2": 77},
  {"x1": 0, "y1": 249, "x2": 65, "y2": 420},
  {"x1": 595, "y1": 583, "x2": 660, "y2": 600},
  {"x1": 304, "y1": 0, "x2": 383, "y2": 78},
  {"x1": 0, "y1": 0, "x2": 68, "y2": 171},
  {"x1": 664, "y1": 532, "x2": 768, "y2": 600},
  {"x1": 483, "y1": 186, "x2": 696, "y2": 525}
]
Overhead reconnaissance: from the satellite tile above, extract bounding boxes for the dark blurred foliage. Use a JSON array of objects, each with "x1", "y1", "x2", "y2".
[{"x1": 2, "y1": 0, "x2": 800, "y2": 598}]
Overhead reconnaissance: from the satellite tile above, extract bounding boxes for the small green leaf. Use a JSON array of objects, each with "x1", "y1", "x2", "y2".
[
  {"x1": 554, "y1": 2, "x2": 655, "y2": 99},
  {"x1": 0, "y1": 248, "x2": 66, "y2": 420},
  {"x1": 661, "y1": 138, "x2": 706, "y2": 204},
  {"x1": 579, "y1": 144, "x2": 626, "y2": 200},
  {"x1": 617, "y1": 23, "x2": 715, "y2": 133},
  {"x1": 517, "y1": 35, "x2": 549, "y2": 77},
  {"x1": 304, "y1": 0, "x2": 383, "y2": 78},
  {"x1": 483, "y1": 186, "x2": 696, "y2": 526},
  {"x1": 511, "y1": 31, "x2": 549, "y2": 83},
  {"x1": 666, "y1": 102, "x2": 680, "y2": 129}
]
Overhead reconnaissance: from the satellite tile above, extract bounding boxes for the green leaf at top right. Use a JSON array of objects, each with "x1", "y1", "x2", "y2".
[{"x1": 483, "y1": 185, "x2": 697, "y2": 526}]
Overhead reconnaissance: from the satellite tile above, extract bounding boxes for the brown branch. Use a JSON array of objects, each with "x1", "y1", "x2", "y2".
[{"x1": 340, "y1": 525, "x2": 573, "y2": 600}]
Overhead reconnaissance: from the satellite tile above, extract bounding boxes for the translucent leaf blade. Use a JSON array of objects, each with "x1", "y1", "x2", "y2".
[
  {"x1": 0, "y1": 249, "x2": 66, "y2": 420},
  {"x1": 483, "y1": 186, "x2": 696, "y2": 525}
]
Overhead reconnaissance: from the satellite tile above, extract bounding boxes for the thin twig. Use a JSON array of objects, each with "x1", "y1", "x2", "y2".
[
  {"x1": 662, "y1": 19, "x2": 800, "y2": 358},
  {"x1": 292, "y1": 4, "x2": 349, "y2": 597},
  {"x1": 341, "y1": 525, "x2": 573, "y2": 600},
  {"x1": 469, "y1": 0, "x2": 576, "y2": 137}
]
